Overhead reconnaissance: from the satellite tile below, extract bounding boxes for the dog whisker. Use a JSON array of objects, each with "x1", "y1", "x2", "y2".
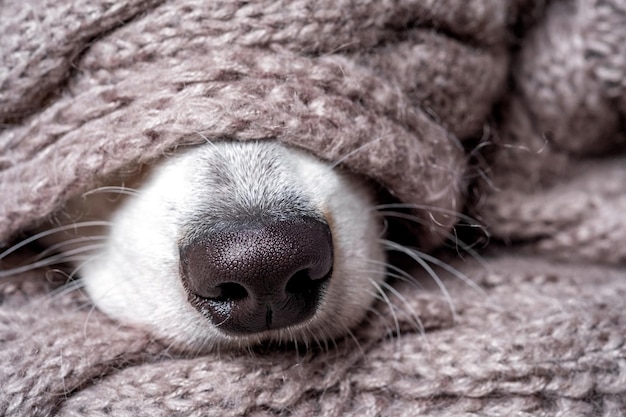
[
  {"x1": 82, "y1": 186, "x2": 140, "y2": 197},
  {"x1": 390, "y1": 213, "x2": 486, "y2": 241},
  {"x1": 377, "y1": 210, "x2": 430, "y2": 227},
  {"x1": 327, "y1": 323, "x2": 366, "y2": 358},
  {"x1": 0, "y1": 244, "x2": 106, "y2": 278},
  {"x1": 380, "y1": 239, "x2": 457, "y2": 319},
  {"x1": 385, "y1": 240, "x2": 484, "y2": 296},
  {"x1": 376, "y1": 207, "x2": 492, "y2": 278},
  {"x1": 356, "y1": 263, "x2": 427, "y2": 339},
  {"x1": 195, "y1": 132, "x2": 220, "y2": 149},
  {"x1": 43, "y1": 251, "x2": 104, "y2": 301},
  {"x1": 378, "y1": 280, "x2": 426, "y2": 338},
  {"x1": 47, "y1": 278, "x2": 86, "y2": 301},
  {"x1": 365, "y1": 259, "x2": 424, "y2": 289},
  {"x1": 368, "y1": 279, "x2": 402, "y2": 340},
  {"x1": 34, "y1": 235, "x2": 109, "y2": 261},
  {"x1": 330, "y1": 135, "x2": 390, "y2": 169},
  {"x1": 444, "y1": 235, "x2": 493, "y2": 275},
  {"x1": 311, "y1": 331, "x2": 329, "y2": 353},
  {"x1": 0, "y1": 220, "x2": 112, "y2": 261},
  {"x1": 363, "y1": 303, "x2": 396, "y2": 342},
  {"x1": 298, "y1": 331, "x2": 310, "y2": 353},
  {"x1": 374, "y1": 203, "x2": 488, "y2": 233}
]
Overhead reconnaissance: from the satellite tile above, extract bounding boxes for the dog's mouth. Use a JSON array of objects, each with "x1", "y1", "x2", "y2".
[{"x1": 179, "y1": 217, "x2": 333, "y2": 336}]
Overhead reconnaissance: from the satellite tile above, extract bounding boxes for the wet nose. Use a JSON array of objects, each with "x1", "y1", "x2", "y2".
[{"x1": 179, "y1": 217, "x2": 333, "y2": 335}]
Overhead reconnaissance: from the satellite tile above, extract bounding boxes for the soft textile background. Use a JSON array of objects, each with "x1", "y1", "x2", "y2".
[{"x1": 1, "y1": 0, "x2": 625, "y2": 415}]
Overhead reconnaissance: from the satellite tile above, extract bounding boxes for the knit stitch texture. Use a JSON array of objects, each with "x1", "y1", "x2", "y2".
[{"x1": 1, "y1": 0, "x2": 626, "y2": 415}]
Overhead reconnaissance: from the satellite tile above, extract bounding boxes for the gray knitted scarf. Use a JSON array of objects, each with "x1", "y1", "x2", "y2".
[{"x1": 1, "y1": 0, "x2": 625, "y2": 415}]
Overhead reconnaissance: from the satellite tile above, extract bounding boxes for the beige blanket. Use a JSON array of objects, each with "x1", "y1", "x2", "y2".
[{"x1": 1, "y1": 0, "x2": 625, "y2": 415}]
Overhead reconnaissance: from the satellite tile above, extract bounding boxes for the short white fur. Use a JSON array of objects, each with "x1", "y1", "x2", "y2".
[{"x1": 79, "y1": 141, "x2": 386, "y2": 350}]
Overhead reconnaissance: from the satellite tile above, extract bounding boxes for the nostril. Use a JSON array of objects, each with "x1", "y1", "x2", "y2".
[
  {"x1": 212, "y1": 282, "x2": 248, "y2": 302},
  {"x1": 285, "y1": 269, "x2": 326, "y2": 295}
]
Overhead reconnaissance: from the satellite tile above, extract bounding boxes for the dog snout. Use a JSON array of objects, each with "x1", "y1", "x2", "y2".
[{"x1": 179, "y1": 217, "x2": 333, "y2": 335}]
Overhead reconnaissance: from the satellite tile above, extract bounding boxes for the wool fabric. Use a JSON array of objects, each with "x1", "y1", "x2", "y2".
[{"x1": 1, "y1": 0, "x2": 626, "y2": 415}]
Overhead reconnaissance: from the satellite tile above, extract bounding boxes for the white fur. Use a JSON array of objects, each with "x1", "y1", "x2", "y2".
[{"x1": 72, "y1": 141, "x2": 386, "y2": 350}]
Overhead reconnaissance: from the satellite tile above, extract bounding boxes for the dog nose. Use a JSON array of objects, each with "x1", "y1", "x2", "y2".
[{"x1": 179, "y1": 217, "x2": 333, "y2": 335}]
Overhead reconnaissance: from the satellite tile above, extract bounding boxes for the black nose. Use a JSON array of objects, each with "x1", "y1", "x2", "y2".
[{"x1": 179, "y1": 217, "x2": 333, "y2": 335}]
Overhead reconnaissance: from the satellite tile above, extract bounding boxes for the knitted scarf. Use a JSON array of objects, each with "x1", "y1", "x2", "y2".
[{"x1": 1, "y1": 0, "x2": 625, "y2": 415}]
